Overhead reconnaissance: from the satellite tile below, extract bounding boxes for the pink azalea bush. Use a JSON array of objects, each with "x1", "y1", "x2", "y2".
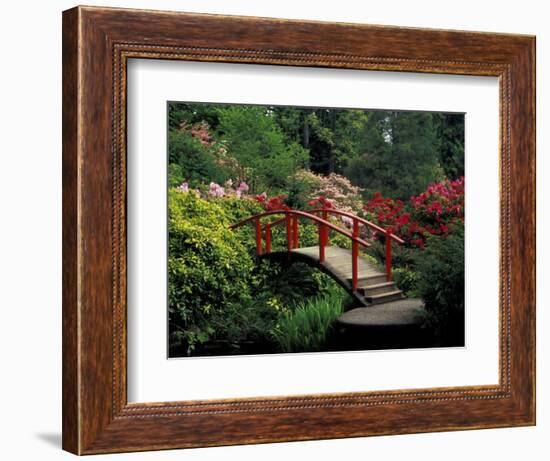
[
  {"x1": 180, "y1": 120, "x2": 212, "y2": 146},
  {"x1": 292, "y1": 170, "x2": 364, "y2": 215},
  {"x1": 178, "y1": 120, "x2": 237, "y2": 173},
  {"x1": 176, "y1": 182, "x2": 189, "y2": 193},
  {"x1": 176, "y1": 179, "x2": 252, "y2": 201}
]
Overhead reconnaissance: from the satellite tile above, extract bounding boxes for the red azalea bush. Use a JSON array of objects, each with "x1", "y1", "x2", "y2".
[
  {"x1": 256, "y1": 193, "x2": 290, "y2": 211},
  {"x1": 307, "y1": 195, "x2": 335, "y2": 210},
  {"x1": 363, "y1": 177, "x2": 464, "y2": 248}
]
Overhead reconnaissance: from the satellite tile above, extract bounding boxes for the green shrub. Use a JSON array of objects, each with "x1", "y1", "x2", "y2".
[
  {"x1": 168, "y1": 129, "x2": 228, "y2": 187},
  {"x1": 392, "y1": 267, "x2": 420, "y2": 296},
  {"x1": 415, "y1": 221, "x2": 464, "y2": 345},
  {"x1": 209, "y1": 196, "x2": 264, "y2": 230},
  {"x1": 367, "y1": 239, "x2": 420, "y2": 269},
  {"x1": 168, "y1": 190, "x2": 257, "y2": 354},
  {"x1": 216, "y1": 106, "x2": 308, "y2": 192},
  {"x1": 271, "y1": 286, "x2": 345, "y2": 353},
  {"x1": 205, "y1": 295, "x2": 280, "y2": 347}
]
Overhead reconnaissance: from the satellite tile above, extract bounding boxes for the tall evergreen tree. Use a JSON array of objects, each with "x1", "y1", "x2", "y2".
[
  {"x1": 344, "y1": 111, "x2": 443, "y2": 199},
  {"x1": 433, "y1": 113, "x2": 465, "y2": 178}
]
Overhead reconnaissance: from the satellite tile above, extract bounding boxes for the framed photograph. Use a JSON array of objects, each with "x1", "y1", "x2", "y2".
[{"x1": 62, "y1": 5, "x2": 535, "y2": 455}]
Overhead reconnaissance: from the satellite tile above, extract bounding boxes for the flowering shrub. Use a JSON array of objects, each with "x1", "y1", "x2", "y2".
[
  {"x1": 363, "y1": 177, "x2": 464, "y2": 248},
  {"x1": 180, "y1": 120, "x2": 213, "y2": 146},
  {"x1": 290, "y1": 170, "x2": 364, "y2": 215},
  {"x1": 175, "y1": 120, "x2": 249, "y2": 184},
  {"x1": 176, "y1": 180, "x2": 253, "y2": 202},
  {"x1": 308, "y1": 195, "x2": 335, "y2": 210},
  {"x1": 209, "y1": 181, "x2": 225, "y2": 197},
  {"x1": 307, "y1": 195, "x2": 358, "y2": 230},
  {"x1": 411, "y1": 177, "x2": 464, "y2": 227},
  {"x1": 176, "y1": 182, "x2": 189, "y2": 193},
  {"x1": 255, "y1": 193, "x2": 290, "y2": 211}
]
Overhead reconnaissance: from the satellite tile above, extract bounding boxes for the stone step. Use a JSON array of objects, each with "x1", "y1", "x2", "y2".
[
  {"x1": 347, "y1": 273, "x2": 388, "y2": 286},
  {"x1": 359, "y1": 281, "x2": 398, "y2": 297},
  {"x1": 365, "y1": 290, "x2": 403, "y2": 305}
]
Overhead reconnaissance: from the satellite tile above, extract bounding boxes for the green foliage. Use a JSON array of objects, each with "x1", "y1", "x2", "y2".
[
  {"x1": 367, "y1": 240, "x2": 420, "y2": 270},
  {"x1": 168, "y1": 102, "x2": 221, "y2": 130},
  {"x1": 271, "y1": 286, "x2": 345, "y2": 353},
  {"x1": 216, "y1": 106, "x2": 308, "y2": 191},
  {"x1": 167, "y1": 163, "x2": 185, "y2": 188},
  {"x1": 434, "y1": 113, "x2": 465, "y2": 178},
  {"x1": 168, "y1": 103, "x2": 463, "y2": 202},
  {"x1": 205, "y1": 297, "x2": 279, "y2": 348},
  {"x1": 168, "y1": 190, "x2": 257, "y2": 354},
  {"x1": 285, "y1": 172, "x2": 318, "y2": 209},
  {"x1": 392, "y1": 267, "x2": 420, "y2": 297},
  {"x1": 212, "y1": 195, "x2": 263, "y2": 223},
  {"x1": 414, "y1": 221, "x2": 465, "y2": 344},
  {"x1": 168, "y1": 129, "x2": 228, "y2": 187},
  {"x1": 345, "y1": 111, "x2": 444, "y2": 199}
]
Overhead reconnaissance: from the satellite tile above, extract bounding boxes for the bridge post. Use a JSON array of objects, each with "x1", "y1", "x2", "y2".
[
  {"x1": 385, "y1": 230, "x2": 392, "y2": 281},
  {"x1": 255, "y1": 218, "x2": 262, "y2": 256},
  {"x1": 265, "y1": 224, "x2": 271, "y2": 254},
  {"x1": 319, "y1": 228, "x2": 325, "y2": 262},
  {"x1": 318, "y1": 211, "x2": 325, "y2": 262},
  {"x1": 285, "y1": 212, "x2": 293, "y2": 252},
  {"x1": 292, "y1": 215, "x2": 299, "y2": 248},
  {"x1": 322, "y1": 209, "x2": 329, "y2": 247},
  {"x1": 352, "y1": 220, "x2": 359, "y2": 292}
]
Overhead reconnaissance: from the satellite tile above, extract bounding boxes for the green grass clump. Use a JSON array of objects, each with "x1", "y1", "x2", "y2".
[{"x1": 271, "y1": 288, "x2": 344, "y2": 353}]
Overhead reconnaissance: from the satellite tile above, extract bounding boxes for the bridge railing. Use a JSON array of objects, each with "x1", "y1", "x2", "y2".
[
  {"x1": 308, "y1": 208, "x2": 404, "y2": 283},
  {"x1": 231, "y1": 208, "x2": 402, "y2": 291}
]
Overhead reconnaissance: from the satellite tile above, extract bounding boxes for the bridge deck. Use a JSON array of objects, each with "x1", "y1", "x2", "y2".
[
  {"x1": 291, "y1": 246, "x2": 381, "y2": 282},
  {"x1": 262, "y1": 245, "x2": 407, "y2": 309}
]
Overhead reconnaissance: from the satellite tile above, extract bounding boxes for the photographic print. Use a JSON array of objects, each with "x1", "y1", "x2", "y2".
[{"x1": 167, "y1": 103, "x2": 465, "y2": 358}]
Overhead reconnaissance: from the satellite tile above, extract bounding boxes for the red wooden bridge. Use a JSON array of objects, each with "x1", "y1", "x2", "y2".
[{"x1": 231, "y1": 208, "x2": 408, "y2": 308}]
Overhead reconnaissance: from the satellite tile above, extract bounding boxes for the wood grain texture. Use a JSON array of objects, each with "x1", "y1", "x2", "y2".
[
  {"x1": 62, "y1": 7, "x2": 80, "y2": 454},
  {"x1": 62, "y1": 5, "x2": 536, "y2": 455}
]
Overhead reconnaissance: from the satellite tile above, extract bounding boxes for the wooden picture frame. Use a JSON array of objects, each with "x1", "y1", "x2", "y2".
[{"x1": 62, "y1": 5, "x2": 535, "y2": 455}]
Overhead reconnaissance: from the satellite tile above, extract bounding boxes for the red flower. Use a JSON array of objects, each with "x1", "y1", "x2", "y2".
[
  {"x1": 308, "y1": 196, "x2": 334, "y2": 209},
  {"x1": 362, "y1": 177, "x2": 464, "y2": 248},
  {"x1": 255, "y1": 192, "x2": 267, "y2": 203},
  {"x1": 266, "y1": 196, "x2": 290, "y2": 211}
]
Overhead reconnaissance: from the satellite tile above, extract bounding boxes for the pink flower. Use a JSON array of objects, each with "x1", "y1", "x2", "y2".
[
  {"x1": 237, "y1": 181, "x2": 249, "y2": 193},
  {"x1": 176, "y1": 182, "x2": 189, "y2": 193},
  {"x1": 256, "y1": 192, "x2": 267, "y2": 203},
  {"x1": 341, "y1": 216, "x2": 353, "y2": 227},
  {"x1": 208, "y1": 182, "x2": 225, "y2": 197}
]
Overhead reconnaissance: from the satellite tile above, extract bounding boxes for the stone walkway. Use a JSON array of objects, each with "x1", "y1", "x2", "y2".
[{"x1": 338, "y1": 298, "x2": 426, "y2": 327}]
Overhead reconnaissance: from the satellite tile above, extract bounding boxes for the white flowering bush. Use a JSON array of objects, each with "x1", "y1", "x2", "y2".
[{"x1": 289, "y1": 170, "x2": 364, "y2": 215}]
